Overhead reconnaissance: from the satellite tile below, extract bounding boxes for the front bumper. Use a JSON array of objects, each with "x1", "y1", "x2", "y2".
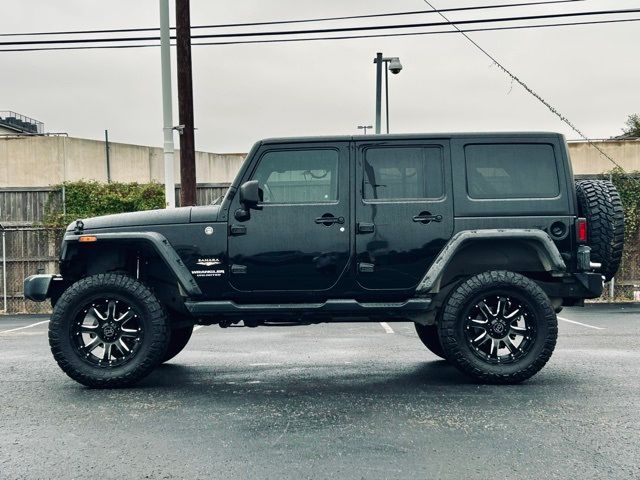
[{"x1": 23, "y1": 274, "x2": 63, "y2": 302}]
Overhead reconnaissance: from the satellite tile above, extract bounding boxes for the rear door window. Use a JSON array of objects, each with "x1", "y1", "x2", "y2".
[
  {"x1": 363, "y1": 146, "x2": 444, "y2": 201},
  {"x1": 465, "y1": 144, "x2": 559, "y2": 199}
]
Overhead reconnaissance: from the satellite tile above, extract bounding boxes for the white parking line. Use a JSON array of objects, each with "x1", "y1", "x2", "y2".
[
  {"x1": 379, "y1": 322, "x2": 394, "y2": 334},
  {"x1": 557, "y1": 316, "x2": 604, "y2": 330},
  {"x1": 0, "y1": 320, "x2": 50, "y2": 335}
]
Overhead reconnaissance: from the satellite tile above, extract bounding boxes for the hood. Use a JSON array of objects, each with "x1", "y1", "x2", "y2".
[{"x1": 68, "y1": 207, "x2": 194, "y2": 231}]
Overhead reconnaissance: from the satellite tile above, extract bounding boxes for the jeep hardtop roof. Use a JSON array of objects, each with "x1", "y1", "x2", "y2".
[{"x1": 260, "y1": 132, "x2": 564, "y2": 145}]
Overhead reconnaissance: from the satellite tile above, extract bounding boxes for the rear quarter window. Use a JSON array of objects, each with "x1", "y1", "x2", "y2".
[{"x1": 465, "y1": 144, "x2": 559, "y2": 199}]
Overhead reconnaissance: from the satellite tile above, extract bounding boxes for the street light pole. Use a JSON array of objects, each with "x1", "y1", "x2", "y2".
[
  {"x1": 374, "y1": 52, "x2": 383, "y2": 134},
  {"x1": 373, "y1": 53, "x2": 402, "y2": 135},
  {"x1": 358, "y1": 125, "x2": 373, "y2": 135},
  {"x1": 159, "y1": 0, "x2": 175, "y2": 208},
  {"x1": 385, "y1": 67, "x2": 390, "y2": 134}
]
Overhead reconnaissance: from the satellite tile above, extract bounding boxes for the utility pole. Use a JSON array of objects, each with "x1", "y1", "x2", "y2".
[
  {"x1": 159, "y1": 0, "x2": 175, "y2": 208},
  {"x1": 176, "y1": 0, "x2": 197, "y2": 206}
]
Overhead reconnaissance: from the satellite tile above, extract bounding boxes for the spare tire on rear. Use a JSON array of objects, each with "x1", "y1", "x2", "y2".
[{"x1": 575, "y1": 180, "x2": 624, "y2": 281}]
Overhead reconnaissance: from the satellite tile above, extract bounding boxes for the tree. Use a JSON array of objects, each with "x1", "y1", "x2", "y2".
[{"x1": 622, "y1": 114, "x2": 640, "y2": 137}]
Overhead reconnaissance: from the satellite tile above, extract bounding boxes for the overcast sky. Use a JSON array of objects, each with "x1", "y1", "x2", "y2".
[{"x1": 1, "y1": 0, "x2": 638, "y2": 152}]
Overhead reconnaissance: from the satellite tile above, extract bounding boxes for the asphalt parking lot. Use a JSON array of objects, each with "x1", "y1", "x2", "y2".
[{"x1": 0, "y1": 304, "x2": 638, "y2": 480}]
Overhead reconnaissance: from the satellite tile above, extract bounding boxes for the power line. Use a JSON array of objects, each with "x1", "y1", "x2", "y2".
[
  {"x1": 0, "y1": 0, "x2": 585, "y2": 37},
  {"x1": 421, "y1": 0, "x2": 629, "y2": 172},
  {"x1": 196, "y1": 17, "x2": 640, "y2": 47},
  {"x1": 1, "y1": 8, "x2": 638, "y2": 47},
  {"x1": 1, "y1": 17, "x2": 638, "y2": 53}
]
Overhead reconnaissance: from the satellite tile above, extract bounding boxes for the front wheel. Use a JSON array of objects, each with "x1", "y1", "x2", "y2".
[
  {"x1": 438, "y1": 271, "x2": 557, "y2": 384},
  {"x1": 49, "y1": 274, "x2": 170, "y2": 388}
]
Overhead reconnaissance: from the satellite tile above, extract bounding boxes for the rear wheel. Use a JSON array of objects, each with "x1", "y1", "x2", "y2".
[
  {"x1": 438, "y1": 271, "x2": 557, "y2": 384},
  {"x1": 49, "y1": 274, "x2": 170, "y2": 388},
  {"x1": 414, "y1": 323, "x2": 446, "y2": 360}
]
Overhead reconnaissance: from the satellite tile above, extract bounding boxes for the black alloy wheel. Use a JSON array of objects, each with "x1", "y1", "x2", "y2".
[
  {"x1": 463, "y1": 294, "x2": 535, "y2": 364},
  {"x1": 71, "y1": 297, "x2": 144, "y2": 367}
]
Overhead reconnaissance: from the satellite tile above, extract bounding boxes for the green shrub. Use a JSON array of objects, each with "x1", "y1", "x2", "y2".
[
  {"x1": 604, "y1": 168, "x2": 640, "y2": 242},
  {"x1": 44, "y1": 181, "x2": 165, "y2": 230}
]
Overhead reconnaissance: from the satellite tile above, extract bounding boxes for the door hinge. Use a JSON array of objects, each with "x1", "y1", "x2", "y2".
[
  {"x1": 229, "y1": 224, "x2": 247, "y2": 236},
  {"x1": 358, "y1": 262, "x2": 375, "y2": 273},
  {"x1": 231, "y1": 264, "x2": 247, "y2": 274}
]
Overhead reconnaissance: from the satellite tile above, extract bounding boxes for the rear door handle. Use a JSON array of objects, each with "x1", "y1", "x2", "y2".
[
  {"x1": 357, "y1": 222, "x2": 375, "y2": 234},
  {"x1": 358, "y1": 262, "x2": 375, "y2": 273},
  {"x1": 315, "y1": 214, "x2": 345, "y2": 226},
  {"x1": 412, "y1": 213, "x2": 443, "y2": 224}
]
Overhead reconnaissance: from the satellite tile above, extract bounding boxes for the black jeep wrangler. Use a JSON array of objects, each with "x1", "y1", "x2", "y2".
[{"x1": 24, "y1": 133, "x2": 624, "y2": 387}]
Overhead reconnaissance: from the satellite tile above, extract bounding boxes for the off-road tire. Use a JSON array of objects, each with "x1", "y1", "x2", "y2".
[
  {"x1": 162, "y1": 324, "x2": 194, "y2": 363},
  {"x1": 414, "y1": 323, "x2": 446, "y2": 360},
  {"x1": 438, "y1": 271, "x2": 557, "y2": 384},
  {"x1": 575, "y1": 180, "x2": 624, "y2": 281},
  {"x1": 49, "y1": 273, "x2": 170, "y2": 388}
]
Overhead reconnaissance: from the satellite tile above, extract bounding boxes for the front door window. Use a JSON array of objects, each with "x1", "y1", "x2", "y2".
[{"x1": 251, "y1": 149, "x2": 339, "y2": 204}]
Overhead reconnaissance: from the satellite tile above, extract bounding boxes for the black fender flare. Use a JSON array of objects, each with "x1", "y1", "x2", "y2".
[
  {"x1": 415, "y1": 229, "x2": 567, "y2": 294},
  {"x1": 63, "y1": 231, "x2": 202, "y2": 297}
]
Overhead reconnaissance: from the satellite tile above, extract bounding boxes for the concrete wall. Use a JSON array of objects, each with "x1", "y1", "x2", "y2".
[
  {"x1": 1, "y1": 135, "x2": 639, "y2": 188},
  {"x1": 0, "y1": 135, "x2": 246, "y2": 188},
  {"x1": 567, "y1": 140, "x2": 640, "y2": 175}
]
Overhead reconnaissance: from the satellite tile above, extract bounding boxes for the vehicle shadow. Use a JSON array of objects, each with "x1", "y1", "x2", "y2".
[{"x1": 133, "y1": 359, "x2": 567, "y2": 396}]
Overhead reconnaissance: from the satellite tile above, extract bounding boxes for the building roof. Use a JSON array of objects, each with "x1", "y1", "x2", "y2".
[{"x1": 0, "y1": 111, "x2": 44, "y2": 134}]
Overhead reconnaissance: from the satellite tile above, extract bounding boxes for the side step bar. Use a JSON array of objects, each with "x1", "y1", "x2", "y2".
[{"x1": 185, "y1": 298, "x2": 431, "y2": 317}]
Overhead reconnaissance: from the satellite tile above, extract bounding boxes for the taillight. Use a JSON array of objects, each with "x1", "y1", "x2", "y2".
[{"x1": 577, "y1": 218, "x2": 588, "y2": 243}]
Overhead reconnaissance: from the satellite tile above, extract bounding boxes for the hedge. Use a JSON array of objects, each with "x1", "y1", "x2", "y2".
[{"x1": 44, "y1": 181, "x2": 165, "y2": 230}]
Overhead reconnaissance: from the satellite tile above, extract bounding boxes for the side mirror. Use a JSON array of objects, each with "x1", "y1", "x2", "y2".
[
  {"x1": 235, "y1": 180, "x2": 262, "y2": 221},
  {"x1": 239, "y1": 180, "x2": 261, "y2": 207}
]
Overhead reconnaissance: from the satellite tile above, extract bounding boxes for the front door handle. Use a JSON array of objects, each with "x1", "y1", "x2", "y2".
[
  {"x1": 229, "y1": 224, "x2": 247, "y2": 236},
  {"x1": 315, "y1": 213, "x2": 345, "y2": 226},
  {"x1": 412, "y1": 212, "x2": 443, "y2": 224}
]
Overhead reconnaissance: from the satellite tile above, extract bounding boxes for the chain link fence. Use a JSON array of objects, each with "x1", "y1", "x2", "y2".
[
  {"x1": 1, "y1": 226, "x2": 62, "y2": 313},
  {"x1": 598, "y1": 236, "x2": 640, "y2": 302}
]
